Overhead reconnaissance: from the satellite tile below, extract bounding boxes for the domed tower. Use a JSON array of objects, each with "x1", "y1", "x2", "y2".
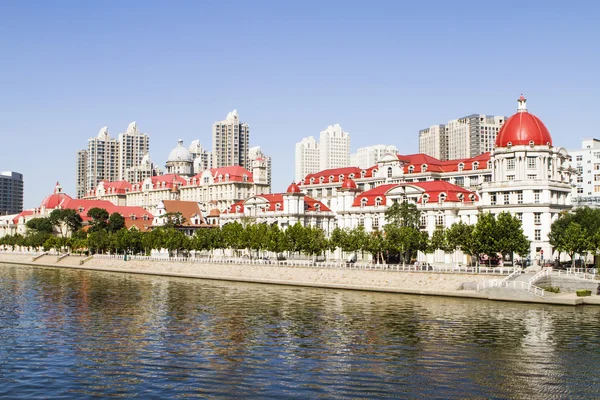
[
  {"x1": 481, "y1": 95, "x2": 573, "y2": 262},
  {"x1": 283, "y1": 183, "x2": 305, "y2": 216},
  {"x1": 165, "y1": 139, "x2": 193, "y2": 176}
]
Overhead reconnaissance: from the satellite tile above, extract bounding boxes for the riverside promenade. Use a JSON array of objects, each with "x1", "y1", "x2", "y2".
[{"x1": 0, "y1": 251, "x2": 598, "y2": 306}]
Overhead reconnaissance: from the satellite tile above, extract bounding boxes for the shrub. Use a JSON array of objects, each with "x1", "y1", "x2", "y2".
[
  {"x1": 540, "y1": 286, "x2": 560, "y2": 293},
  {"x1": 576, "y1": 289, "x2": 592, "y2": 297}
]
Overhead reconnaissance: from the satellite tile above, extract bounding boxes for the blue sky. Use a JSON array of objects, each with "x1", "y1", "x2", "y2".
[{"x1": 1, "y1": 1, "x2": 599, "y2": 208}]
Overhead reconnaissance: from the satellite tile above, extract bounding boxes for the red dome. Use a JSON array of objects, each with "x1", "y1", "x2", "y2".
[
  {"x1": 341, "y1": 178, "x2": 357, "y2": 190},
  {"x1": 495, "y1": 96, "x2": 552, "y2": 147},
  {"x1": 286, "y1": 183, "x2": 301, "y2": 193},
  {"x1": 41, "y1": 182, "x2": 72, "y2": 209}
]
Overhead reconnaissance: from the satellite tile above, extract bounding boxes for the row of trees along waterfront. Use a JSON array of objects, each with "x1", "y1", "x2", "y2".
[
  {"x1": 0, "y1": 204, "x2": 531, "y2": 265},
  {"x1": 549, "y1": 206, "x2": 600, "y2": 268}
]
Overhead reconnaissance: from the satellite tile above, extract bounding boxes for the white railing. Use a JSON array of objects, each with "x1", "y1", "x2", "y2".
[
  {"x1": 503, "y1": 281, "x2": 545, "y2": 297},
  {"x1": 90, "y1": 254, "x2": 517, "y2": 276},
  {"x1": 557, "y1": 270, "x2": 598, "y2": 281},
  {"x1": 529, "y1": 267, "x2": 552, "y2": 285}
]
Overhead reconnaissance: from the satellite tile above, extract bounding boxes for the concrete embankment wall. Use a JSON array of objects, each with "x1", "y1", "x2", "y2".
[
  {"x1": 0, "y1": 253, "x2": 490, "y2": 298},
  {"x1": 537, "y1": 276, "x2": 600, "y2": 292}
]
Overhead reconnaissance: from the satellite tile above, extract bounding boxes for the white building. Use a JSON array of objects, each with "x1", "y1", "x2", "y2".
[
  {"x1": 76, "y1": 122, "x2": 151, "y2": 198},
  {"x1": 117, "y1": 122, "x2": 150, "y2": 181},
  {"x1": 295, "y1": 136, "x2": 320, "y2": 183},
  {"x1": 420, "y1": 114, "x2": 506, "y2": 161},
  {"x1": 248, "y1": 146, "x2": 272, "y2": 188},
  {"x1": 228, "y1": 96, "x2": 574, "y2": 264},
  {"x1": 319, "y1": 123, "x2": 350, "y2": 171},
  {"x1": 212, "y1": 109, "x2": 250, "y2": 169},
  {"x1": 568, "y1": 138, "x2": 600, "y2": 206},
  {"x1": 189, "y1": 140, "x2": 212, "y2": 174},
  {"x1": 418, "y1": 125, "x2": 447, "y2": 161},
  {"x1": 350, "y1": 145, "x2": 398, "y2": 169}
]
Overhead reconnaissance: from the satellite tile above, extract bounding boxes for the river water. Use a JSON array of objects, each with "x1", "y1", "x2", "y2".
[{"x1": 0, "y1": 264, "x2": 599, "y2": 399}]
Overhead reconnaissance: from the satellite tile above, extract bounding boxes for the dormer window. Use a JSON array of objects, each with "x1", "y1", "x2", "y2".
[
  {"x1": 457, "y1": 193, "x2": 464, "y2": 202},
  {"x1": 143, "y1": 215, "x2": 148, "y2": 221},
  {"x1": 408, "y1": 166, "x2": 414, "y2": 174},
  {"x1": 275, "y1": 203, "x2": 281, "y2": 211},
  {"x1": 78, "y1": 207, "x2": 84, "y2": 213},
  {"x1": 349, "y1": 173, "x2": 355, "y2": 179},
  {"x1": 529, "y1": 140, "x2": 535, "y2": 147},
  {"x1": 361, "y1": 170, "x2": 366, "y2": 178},
  {"x1": 458, "y1": 163, "x2": 465, "y2": 172},
  {"x1": 472, "y1": 162, "x2": 479, "y2": 171},
  {"x1": 387, "y1": 167, "x2": 393, "y2": 178},
  {"x1": 486, "y1": 161, "x2": 492, "y2": 169},
  {"x1": 131, "y1": 214, "x2": 136, "y2": 220},
  {"x1": 421, "y1": 164, "x2": 428, "y2": 173},
  {"x1": 225, "y1": 174, "x2": 230, "y2": 182},
  {"x1": 327, "y1": 176, "x2": 333, "y2": 183},
  {"x1": 310, "y1": 177, "x2": 315, "y2": 184},
  {"x1": 469, "y1": 194, "x2": 476, "y2": 201},
  {"x1": 243, "y1": 174, "x2": 248, "y2": 182},
  {"x1": 320, "y1": 176, "x2": 325, "y2": 183},
  {"x1": 438, "y1": 193, "x2": 447, "y2": 203},
  {"x1": 422, "y1": 194, "x2": 429, "y2": 204},
  {"x1": 314, "y1": 203, "x2": 320, "y2": 211},
  {"x1": 339, "y1": 174, "x2": 344, "y2": 181},
  {"x1": 375, "y1": 197, "x2": 382, "y2": 207},
  {"x1": 235, "y1": 205, "x2": 241, "y2": 212},
  {"x1": 361, "y1": 197, "x2": 368, "y2": 207}
]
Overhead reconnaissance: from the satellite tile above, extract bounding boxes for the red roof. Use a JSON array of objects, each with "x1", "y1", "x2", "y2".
[
  {"x1": 397, "y1": 153, "x2": 491, "y2": 173},
  {"x1": 301, "y1": 166, "x2": 377, "y2": 185},
  {"x1": 224, "y1": 194, "x2": 331, "y2": 214},
  {"x1": 12, "y1": 210, "x2": 34, "y2": 224},
  {"x1": 101, "y1": 180, "x2": 132, "y2": 194},
  {"x1": 352, "y1": 181, "x2": 477, "y2": 207},
  {"x1": 130, "y1": 174, "x2": 187, "y2": 192},
  {"x1": 495, "y1": 97, "x2": 552, "y2": 147},
  {"x1": 287, "y1": 183, "x2": 301, "y2": 193},
  {"x1": 341, "y1": 178, "x2": 358, "y2": 190},
  {"x1": 60, "y1": 198, "x2": 153, "y2": 222}
]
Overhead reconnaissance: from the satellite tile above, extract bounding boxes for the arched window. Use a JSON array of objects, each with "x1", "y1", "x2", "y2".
[
  {"x1": 320, "y1": 176, "x2": 325, "y2": 183},
  {"x1": 361, "y1": 197, "x2": 368, "y2": 208},
  {"x1": 361, "y1": 170, "x2": 366, "y2": 178},
  {"x1": 358, "y1": 215, "x2": 365, "y2": 227},
  {"x1": 349, "y1": 173, "x2": 355, "y2": 179},
  {"x1": 315, "y1": 203, "x2": 320, "y2": 211},
  {"x1": 457, "y1": 193, "x2": 464, "y2": 202},
  {"x1": 310, "y1": 177, "x2": 315, "y2": 184},
  {"x1": 387, "y1": 167, "x2": 393, "y2": 178},
  {"x1": 422, "y1": 194, "x2": 429, "y2": 204},
  {"x1": 243, "y1": 174, "x2": 248, "y2": 182},
  {"x1": 438, "y1": 193, "x2": 447, "y2": 203},
  {"x1": 408, "y1": 166, "x2": 414, "y2": 174},
  {"x1": 339, "y1": 174, "x2": 344, "y2": 181},
  {"x1": 225, "y1": 174, "x2": 230, "y2": 182},
  {"x1": 472, "y1": 162, "x2": 479, "y2": 171},
  {"x1": 487, "y1": 160, "x2": 492, "y2": 169},
  {"x1": 235, "y1": 205, "x2": 241, "y2": 212},
  {"x1": 436, "y1": 213, "x2": 445, "y2": 227},
  {"x1": 421, "y1": 164, "x2": 428, "y2": 173},
  {"x1": 375, "y1": 197, "x2": 382, "y2": 207},
  {"x1": 458, "y1": 163, "x2": 465, "y2": 172},
  {"x1": 275, "y1": 203, "x2": 281, "y2": 211}
]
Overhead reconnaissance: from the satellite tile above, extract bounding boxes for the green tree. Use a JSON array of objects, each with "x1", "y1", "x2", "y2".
[
  {"x1": 284, "y1": 222, "x2": 307, "y2": 257},
  {"x1": 87, "y1": 231, "x2": 110, "y2": 254},
  {"x1": 558, "y1": 222, "x2": 589, "y2": 268},
  {"x1": 471, "y1": 212, "x2": 498, "y2": 266},
  {"x1": 446, "y1": 221, "x2": 476, "y2": 266},
  {"x1": 222, "y1": 222, "x2": 244, "y2": 256},
  {"x1": 49, "y1": 209, "x2": 83, "y2": 236},
  {"x1": 266, "y1": 224, "x2": 287, "y2": 256},
  {"x1": 87, "y1": 207, "x2": 110, "y2": 232},
  {"x1": 107, "y1": 213, "x2": 126, "y2": 233},
  {"x1": 385, "y1": 200, "x2": 421, "y2": 228},
  {"x1": 25, "y1": 217, "x2": 54, "y2": 234},
  {"x1": 303, "y1": 226, "x2": 328, "y2": 258},
  {"x1": 495, "y1": 211, "x2": 530, "y2": 261}
]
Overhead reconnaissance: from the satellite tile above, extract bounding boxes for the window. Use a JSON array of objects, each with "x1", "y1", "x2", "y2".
[
  {"x1": 576, "y1": 155, "x2": 583, "y2": 162},
  {"x1": 535, "y1": 230, "x2": 541, "y2": 241},
  {"x1": 577, "y1": 187, "x2": 584, "y2": 194},
  {"x1": 534, "y1": 213, "x2": 541, "y2": 225},
  {"x1": 472, "y1": 162, "x2": 479, "y2": 171},
  {"x1": 455, "y1": 177, "x2": 464, "y2": 187},
  {"x1": 534, "y1": 190, "x2": 541, "y2": 203},
  {"x1": 436, "y1": 214, "x2": 445, "y2": 227},
  {"x1": 507, "y1": 159, "x2": 515, "y2": 170},
  {"x1": 375, "y1": 197, "x2": 382, "y2": 207},
  {"x1": 387, "y1": 167, "x2": 393, "y2": 178},
  {"x1": 484, "y1": 175, "x2": 492, "y2": 182},
  {"x1": 507, "y1": 175, "x2": 515, "y2": 181},
  {"x1": 358, "y1": 216, "x2": 365, "y2": 227},
  {"x1": 458, "y1": 163, "x2": 465, "y2": 172},
  {"x1": 577, "y1": 176, "x2": 583, "y2": 183},
  {"x1": 420, "y1": 215, "x2": 427, "y2": 228},
  {"x1": 503, "y1": 193, "x2": 510, "y2": 204},
  {"x1": 373, "y1": 216, "x2": 379, "y2": 229},
  {"x1": 361, "y1": 197, "x2": 368, "y2": 208},
  {"x1": 438, "y1": 193, "x2": 446, "y2": 203},
  {"x1": 517, "y1": 191, "x2": 523, "y2": 204},
  {"x1": 527, "y1": 174, "x2": 537, "y2": 180},
  {"x1": 490, "y1": 193, "x2": 497, "y2": 205},
  {"x1": 408, "y1": 166, "x2": 414, "y2": 174},
  {"x1": 516, "y1": 213, "x2": 522, "y2": 221},
  {"x1": 577, "y1": 166, "x2": 583, "y2": 175},
  {"x1": 527, "y1": 157, "x2": 537, "y2": 169},
  {"x1": 421, "y1": 164, "x2": 428, "y2": 173}
]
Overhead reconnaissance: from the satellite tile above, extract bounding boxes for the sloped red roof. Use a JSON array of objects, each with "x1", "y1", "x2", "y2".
[
  {"x1": 12, "y1": 210, "x2": 34, "y2": 224},
  {"x1": 301, "y1": 166, "x2": 377, "y2": 185},
  {"x1": 60, "y1": 198, "x2": 153, "y2": 222},
  {"x1": 160, "y1": 200, "x2": 206, "y2": 226},
  {"x1": 224, "y1": 194, "x2": 331, "y2": 214},
  {"x1": 352, "y1": 181, "x2": 477, "y2": 207},
  {"x1": 130, "y1": 174, "x2": 187, "y2": 192},
  {"x1": 101, "y1": 180, "x2": 132, "y2": 193},
  {"x1": 397, "y1": 153, "x2": 491, "y2": 173}
]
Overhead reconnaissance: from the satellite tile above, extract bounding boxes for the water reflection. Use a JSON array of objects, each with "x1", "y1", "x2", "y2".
[{"x1": 0, "y1": 264, "x2": 599, "y2": 398}]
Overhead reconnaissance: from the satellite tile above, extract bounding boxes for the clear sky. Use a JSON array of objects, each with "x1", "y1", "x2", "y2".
[{"x1": 1, "y1": 0, "x2": 599, "y2": 208}]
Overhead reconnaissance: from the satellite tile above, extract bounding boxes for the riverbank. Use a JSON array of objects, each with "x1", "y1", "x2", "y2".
[{"x1": 0, "y1": 253, "x2": 598, "y2": 306}]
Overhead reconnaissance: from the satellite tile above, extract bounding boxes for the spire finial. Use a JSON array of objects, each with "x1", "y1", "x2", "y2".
[{"x1": 517, "y1": 94, "x2": 527, "y2": 113}]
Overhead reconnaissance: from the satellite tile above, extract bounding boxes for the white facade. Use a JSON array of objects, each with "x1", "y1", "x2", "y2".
[
  {"x1": 568, "y1": 138, "x2": 600, "y2": 206},
  {"x1": 350, "y1": 145, "x2": 398, "y2": 169},
  {"x1": 212, "y1": 109, "x2": 250, "y2": 169},
  {"x1": 295, "y1": 136, "x2": 320, "y2": 183},
  {"x1": 420, "y1": 114, "x2": 506, "y2": 161},
  {"x1": 248, "y1": 146, "x2": 272, "y2": 187},
  {"x1": 319, "y1": 124, "x2": 350, "y2": 171},
  {"x1": 165, "y1": 139, "x2": 194, "y2": 177},
  {"x1": 76, "y1": 122, "x2": 151, "y2": 198},
  {"x1": 418, "y1": 125, "x2": 447, "y2": 160}
]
